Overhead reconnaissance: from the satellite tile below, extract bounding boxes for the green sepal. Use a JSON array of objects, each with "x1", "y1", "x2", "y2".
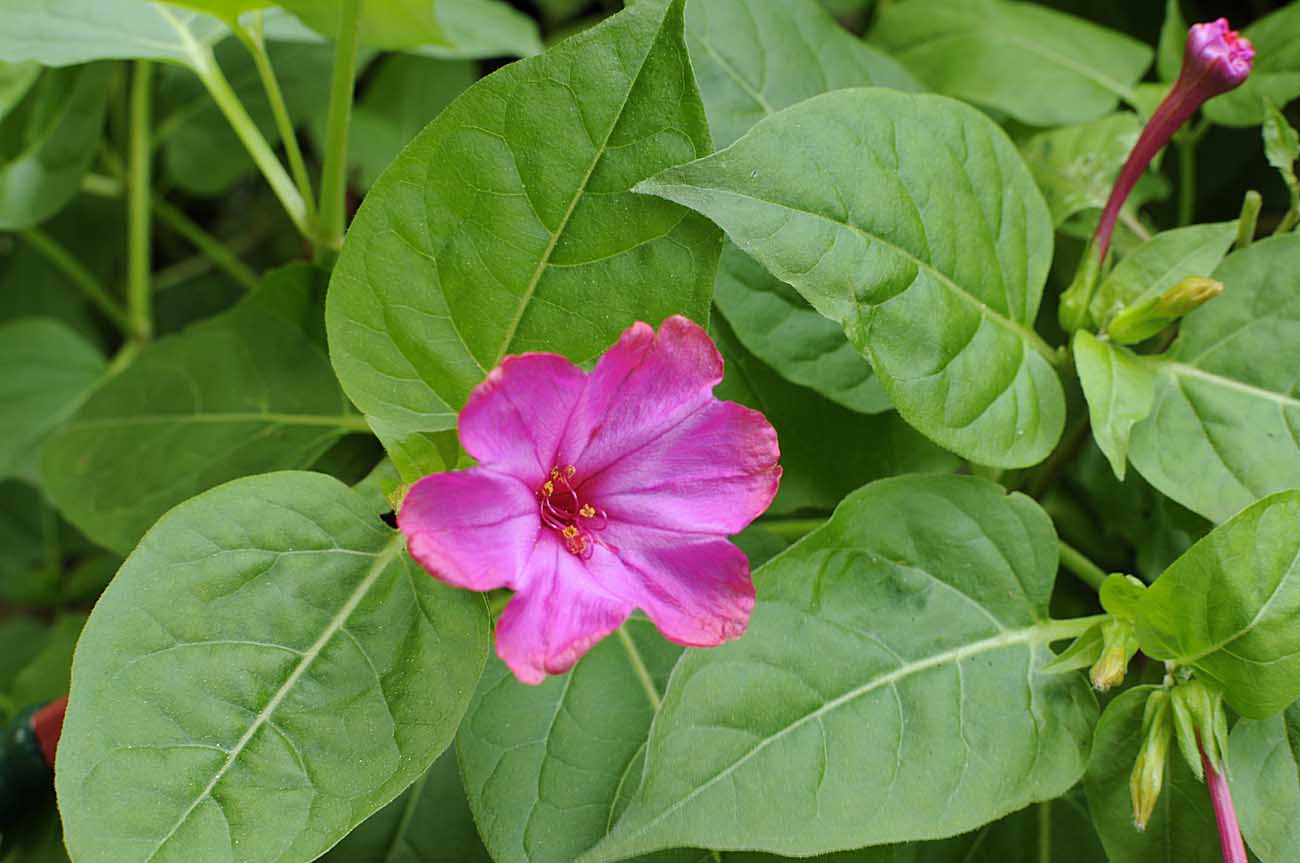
[
  {"x1": 1099, "y1": 573, "x2": 1146, "y2": 622},
  {"x1": 1107, "y1": 276, "x2": 1223, "y2": 344},
  {"x1": 1041, "y1": 622, "x2": 1105, "y2": 674},
  {"x1": 1130, "y1": 688, "x2": 1173, "y2": 831},
  {"x1": 1090, "y1": 617, "x2": 1140, "y2": 692},
  {"x1": 1169, "y1": 678, "x2": 1230, "y2": 782}
]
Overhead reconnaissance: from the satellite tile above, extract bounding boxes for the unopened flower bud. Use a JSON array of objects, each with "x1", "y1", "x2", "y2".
[
  {"x1": 1107, "y1": 276, "x2": 1224, "y2": 344},
  {"x1": 1090, "y1": 618, "x2": 1139, "y2": 691},
  {"x1": 1170, "y1": 678, "x2": 1231, "y2": 782},
  {"x1": 1131, "y1": 689, "x2": 1173, "y2": 831},
  {"x1": 1093, "y1": 20, "x2": 1254, "y2": 263}
]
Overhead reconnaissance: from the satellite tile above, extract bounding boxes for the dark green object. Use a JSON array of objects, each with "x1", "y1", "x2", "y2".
[{"x1": 0, "y1": 705, "x2": 53, "y2": 827}]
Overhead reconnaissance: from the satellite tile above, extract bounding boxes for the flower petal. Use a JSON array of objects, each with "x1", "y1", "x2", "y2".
[
  {"x1": 588, "y1": 526, "x2": 754, "y2": 647},
  {"x1": 495, "y1": 537, "x2": 632, "y2": 684},
  {"x1": 398, "y1": 468, "x2": 541, "y2": 592},
  {"x1": 558, "y1": 316, "x2": 724, "y2": 478},
  {"x1": 459, "y1": 353, "x2": 586, "y2": 482},
  {"x1": 581, "y1": 400, "x2": 781, "y2": 536}
]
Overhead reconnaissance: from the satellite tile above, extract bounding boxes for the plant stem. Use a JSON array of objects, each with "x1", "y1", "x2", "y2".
[
  {"x1": 1235, "y1": 190, "x2": 1262, "y2": 249},
  {"x1": 1177, "y1": 136, "x2": 1197, "y2": 226},
  {"x1": 1058, "y1": 540, "x2": 1107, "y2": 592},
  {"x1": 1202, "y1": 748, "x2": 1248, "y2": 863},
  {"x1": 18, "y1": 228, "x2": 130, "y2": 333},
  {"x1": 758, "y1": 517, "x2": 827, "y2": 541},
  {"x1": 234, "y1": 14, "x2": 316, "y2": 223},
  {"x1": 127, "y1": 60, "x2": 154, "y2": 342},
  {"x1": 315, "y1": 0, "x2": 363, "y2": 262},
  {"x1": 153, "y1": 196, "x2": 261, "y2": 292},
  {"x1": 1037, "y1": 800, "x2": 1051, "y2": 863},
  {"x1": 616, "y1": 626, "x2": 661, "y2": 711}
]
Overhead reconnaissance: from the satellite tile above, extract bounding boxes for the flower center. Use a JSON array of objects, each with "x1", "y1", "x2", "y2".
[{"x1": 537, "y1": 464, "x2": 607, "y2": 558}]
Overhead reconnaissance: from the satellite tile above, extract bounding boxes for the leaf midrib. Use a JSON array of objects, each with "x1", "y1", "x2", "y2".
[
  {"x1": 1156, "y1": 360, "x2": 1300, "y2": 411},
  {"x1": 142, "y1": 535, "x2": 404, "y2": 863},
  {"x1": 64, "y1": 412, "x2": 369, "y2": 431}
]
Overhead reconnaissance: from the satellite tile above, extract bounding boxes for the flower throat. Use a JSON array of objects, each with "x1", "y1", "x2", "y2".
[{"x1": 537, "y1": 465, "x2": 607, "y2": 558}]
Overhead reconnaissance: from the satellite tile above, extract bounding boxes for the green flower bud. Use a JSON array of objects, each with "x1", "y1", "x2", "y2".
[
  {"x1": 1058, "y1": 238, "x2": 1102, "y2": 334},
  {"x1": 1170, "y1": 678, "x2": 1230, "y2": 782},
  {"x1": 1130, "y1": 689, "x2": 1173, "y2": 831},
  {"x1": 1089, "y1": 618, "x2": 1140, "y2": 691},
  {"x1": 1107, "y1": 276, "x2": 1224, "y2": 344}
]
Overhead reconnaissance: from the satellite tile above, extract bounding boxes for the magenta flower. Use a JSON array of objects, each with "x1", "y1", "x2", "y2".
[
  {"x1": 1094, "y1": 18, "x2": 1254, "y2": 262},
  {"x1": 398, "y1": 316, "x2": 782, "y2": 684}
]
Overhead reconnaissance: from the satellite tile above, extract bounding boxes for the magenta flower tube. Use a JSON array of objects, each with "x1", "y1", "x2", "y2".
[
  {"x1": 1201, "y1": 746, "x2": 1248, "y2": 863},
  {"x1": 1094, "y1": 19, "x2": 1254, "y2": 262}
]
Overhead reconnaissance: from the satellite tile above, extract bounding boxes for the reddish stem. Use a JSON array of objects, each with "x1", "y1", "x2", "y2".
[{"x1": 1202, "y1": 747, "x2": 1248, "y2": 863}]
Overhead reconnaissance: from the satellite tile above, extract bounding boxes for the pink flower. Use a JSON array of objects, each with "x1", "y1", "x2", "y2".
[
  {"x1": 1094, "y1": 18, "x2": 1254, "y2": 262},
  {"x1": 398, "y1": 316, "x2": 782, "y2": 684}
]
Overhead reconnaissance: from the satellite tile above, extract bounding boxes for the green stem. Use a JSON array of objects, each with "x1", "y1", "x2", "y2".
[
  {"x1": 127, "y1": 60, "x2": 154, "y2": 342},
  {"x1": 315, "y1": 0, "x2": 363, "y2": 261},
  {"x1": 1235, "y1": 190, "x2": 1262, "y2": 249},
  {"x1": 1177, "y1": 136, "x2": 1196, "y2": 227},
  {"x1": 1058, "y1": 540, "x2": 1107, "y2": 592},
  {"x1": 234, "y1": 15, "x2": 316, "y2": 223},
  {"x1": 18, "y1": 228, "x2": 130, "y2": 333},
  {"x1": 1038, "y1": 800, "x2": 1051, "y2": 863},
  {"x1": 153, "y1": 195, "x2": 261, "y2": 292},
  {"x1": 758, "y1": 517, "x2": 827, "y2": 541},
  {"x1": 616, "y1": 626, "x2": 662, "y2": 711}
]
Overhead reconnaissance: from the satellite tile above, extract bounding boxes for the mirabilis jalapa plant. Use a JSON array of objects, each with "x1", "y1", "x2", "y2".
[{"x1": 1, "y1": 0, "x2": 1298, "y2": 862}]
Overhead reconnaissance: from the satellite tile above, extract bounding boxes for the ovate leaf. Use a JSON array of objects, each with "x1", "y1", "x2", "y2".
[
  {"x1": 637, "y1": 88, "x2": 1065, "y2": 468},
  {"x1": 1085, "y1": 687, "x2": 1218, "y2": 863},
  {"x1": 587, "y1": 476, "x2": 1097, "y2": 860},
  {"x1": 1021, "y1": 113, "x2": 1141, "y2": 227},
  {"x1": 1204, "y1": 3, "x2": 1300, "y2": 127},
  {"x1": 320, "y1": 747, "x2": 491, "y2": 863},
  {"x1": 1229, "y1": 702, "x2": 1300, "y2": 862},
  {"x1": 869, "y1": 0, "x2": 1151, "y2": 126},
  {"x1": 0, "y1": 318, "x2": 105, "y2": 482},
  {"x1": 458, "y1": 620, "x2": 681, "y2": 863},
  {"x1": 1128, "y1": 235, "x2": 1300, "y2": 523},
  {"x1": 277, "y1": 0, "x2": 450, "y2": 50},
  {"x1": 684, "y1": 0, "x2": 919, "y2": 149},
  {"x1": 0, "y1": 0, "x2": 227, "y2": 67},
  {"x1": 1136, "y1": 490, "x2": 1300, "y2": 719},
  {"x1": 0, "y1": 60, "x2": 41, "y2": 117},
  {"x1": 1088, "y1": 221, "x2": 1237, "y2": 330},
  {"x1": 326, "y1": 0, "x2": 718, "y2": 480},
  {"x1": 715, "y1": 243, "x2": 889, "y2": 415},
  {"x1": 0, "y1": 63, "x2": 113, "y2": 230},
  {"x1": 56, "y1": 471, "x2": 490, "y2": 863},
  {"x1": 42, "y1": 265, "x2": 359, "y2": 555},
  {"x1": 160, "y1": 0, "x2": 269, "y2": 22},
  {"x1": 417, "y1": 0, "x2": 543, "y2": 59},
  {"x1": 1072, "y1": 331, "x2": 1155, "y2": 480}
]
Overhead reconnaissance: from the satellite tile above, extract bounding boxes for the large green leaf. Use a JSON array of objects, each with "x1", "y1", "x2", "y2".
[
  {"x1": 712, "y1": 316, "x2": 959, "y2": 513},
  {"x1": 1020, "y1": 113, "x2": 1141, "y2": 227},
  {"x1": 586, "y1": 475, "x2": 1097, "y2": 860},
  {"x1": 684, "y1": 0, "x2": 919, "y2": 149},
  {"x1": 637, "y1": 88, "x2": 1065, "y2": 468},
  {"x1": 1089, "y1": 221, "x2": 1237, "y2": 330},
  {"x1": 7, "y1": 612, "x2": 84, "y2": 709},
  {"x1": 160, "y1": 0, "x2": 268, "y2": 23},
  {"x1": 1136, "y1": 490, "x2": 1300, "y2": 719},
  {"x1": 1084, "y1": 687, "x2": 1218, "y2": 863},
  {"x1": 1204, "y1": 3, "x2": 1300, "y2": 127},
  {"x1": 0, "y1": 63, "x2": 113, "y2": 230},
  {"x1": 277, "y1": 0, "x2": 451, "y2": 50},
  {"x1": 869, "y1": 0, "x2": 1150, "y2": 126},
  {"x1": 458, "y1": 620, "x2": 682, "y2": 863},
  {"x1": 714, "y1": 243, "x2": 889, "y2": 415},
  {"x1": 1072, "y1": 331, "x2": 1154, "y2": 481},
  {"x1": 1230, "y1": 702, "x2": 1300, "y2": 863},
  {"x1": 321, "y1": 747, "x2": 490, "y2": 863},
  {"x1": 0, "y1": 60, "x2": 40, "y2": 117},
  {"x1": 42, "y1": 265, "x2": 360, "y2": 555},
  {"x1": 0, "y1": 0, "x2": 227, "y2": 66},
  {"x1": 326, "y1": 0, "x2": 719, "y2": 480},
  {"x1": 56, "y1": 470, "x2": 490, "y2": 863},
  {"x1": 1127, "y1": 235, "x2": 1300, "y2": 523},
  {"x1": 0, "y1": 318, "x2": 105, "y2": 482},
  {"x1": 417, "y1": 0, "x2": 542, "y2": 59}
]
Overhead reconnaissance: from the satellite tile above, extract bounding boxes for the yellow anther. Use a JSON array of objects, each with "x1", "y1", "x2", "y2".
[
  {"x1": 541, "y1": 480, "x2": 554, "y2": 496},
  {"x1": 550, "y1": 467, "x2": 560, "y2": 480},
  {"x1": 564, "y1": 465, "x2": 576, "y2": 477},
  {"x1": 579, "y1": 504, "x2": 596, "y2": 518},
  {"x1": 562, "y1": 525, "x2": 579, "y2": 539}
]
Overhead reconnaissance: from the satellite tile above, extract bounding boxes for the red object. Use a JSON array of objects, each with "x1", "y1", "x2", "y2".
[
  {"x1": 31, "y1": 696, "x2": 68, "y2": 768},
  {"x1": 1202, "y1": 748, "x2": 1248, "y2": 863}
]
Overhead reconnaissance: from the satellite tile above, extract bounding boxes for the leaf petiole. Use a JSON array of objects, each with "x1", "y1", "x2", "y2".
[
  {"x1": 127, "y1": 59, "x2": 153, "y2": 343},
  {"x1": 315, "y1": 0, "x2": 363, "y2": 262}
]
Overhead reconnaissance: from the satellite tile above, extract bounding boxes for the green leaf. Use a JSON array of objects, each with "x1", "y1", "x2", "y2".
[
  {"x1": 8, "y1": 613, "x2": 85, "y2": 709},
  {"x1": 1021, "y1": 113, "x2": 1141, "y2": 227},
  {"x1": 712, "y1": 316, "x2": 960, "y2": 514},
  {"x1": 320, "y1": 747, "x2": 490, "y2": 863},
  {"x1": 56, "y1": 470, "x2": 490, "y2": 863},
  {"x1": 1136, "y1": 489, "x2": 1300, "y2": 719},
  {"x1": 1229, "y1": 702, "x2": 1300, "y2": 862},
  {"x1": 1039, "y1": 624, "x2": 1104, "y2": 675},
  {"x1": 1127, "y1": 235, "x2": 1300, "y2": 523},
  {"x1": 459, "y1": 620, "x2": 681, "y2": 863},
  {"x1": 1099, "y1": 574, "x2": 1145, "y2": 623},
  {"x1": 326, "y1": 0, "x2": 719, "y2": 477},
  {"x1": 586, "y1": 475, "x2": 1098, "y2": 860},
  {"x1": 0, "y1": 803, "x2": 68, "y2": 863},
  {"x1": 1204, "y1": 3, "x2": 1300, "y2": 127},
  {"x1": 277, "y1": 0, "x2": 450, "y2": 50},
  {"x1": 0, "y1": 318, "x2": 106, "y2": 482},
  {"x1": 160, "y1": 0, "x2": 269, "y2": 22},
  {"x1": 0, "y1": 615, "x2": 49, "y2": 708},
  {"x1": 715, "y1": 243, "x2": 889, "y2": 415},
  {"x1": 0, "y1": 480, "x2": 49, "y2": 604},
  {"x1": 869, "y1": 0, "x2": 1151, "y2": 126},
  {"x1": 1264, "y1": 101, "x2": 1300, "y2": 205},
  {"x1": 42, "y1": 265, "x2": 359, "y2": 556},
  {"x1": 158, "y1": 40, "x2": 333, "y2": 197},
  {"x1": 0, "y1": 63, "x2": 113, "y2": 230},
  {"x1": 416, "y1": 0, "x2": 543, "y2": 59},
  {"x1": 1085, "y1": 687, "x2": 1218, "y2": 863},
  {"x1": 0, "y1": 60, "x2": 40, "y2": 119},
  {"x1": 346, "y1": 55, "x2": 477, "y2": 190},
  {"x1": 637, "y1": 88, "x2": 1065, "y2": 468},
  {"x1": 1072, "y1": 331, "x2": 1155, "y2": 481},
  {"x1": 0, "y1": 0, "x2": 227, "y2": 67},
  {"x1": 1088, "y1": 222, "x2": 1237, "y2": 330},
  {"x1": 911, "y1": 790, "x2": 1106, "y2": 862},
  {"x1": 684, "y1": 0, "x2": 919, "y2": 149},
  {"x1": 1156, "y1": 0, "x2": 1187, "y2": 83}
]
